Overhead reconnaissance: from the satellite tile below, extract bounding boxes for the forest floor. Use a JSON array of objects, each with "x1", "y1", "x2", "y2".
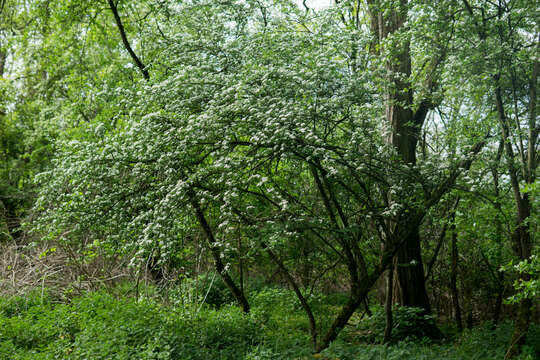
[{"x1": 0, "y1": 285, "x2": 538, "y2": 360}]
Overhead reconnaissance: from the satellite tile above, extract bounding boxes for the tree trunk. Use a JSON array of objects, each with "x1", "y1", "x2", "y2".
[
  {"x1": 494, "y1": 76, "x2": 535, "y2": 358},
  {"x1": 0, "y1": 49, "x2": 5, "y2": 80},
  {"x1": 383, "y1": 264, "x2": 394, "y2": 343},
  {"x1": 393, "y1": 228, "x2": 441, "y2": 338},
  {"x1": 450, "y1": 210, "x2": 462, "y2": 332},
  {"x1": 505, "y1": 201, "x2": 532, "y2": 359},
  {"x1": 466, "y1": 308, "x2": 473, "y2": 329},
  {"x1": 364, "y1": 298, "x2": 372, "y2": 317},
  {"x1": 491, "y1": 141, "x2": 504, "y2": 328},
  {"x1": 316, "y1": 273, "x2": 375, "y2": 353},
  {"x1": 190, "y1": 198, "x2": 250, "y2": 313},
  {"x1": 506, "y1": 297, "x2": 532, "y2": 359},
  {"x1": 493, "y1": 273, "x2": 504, "y2": 327},
  {"x1": 505, "y1": 38, "x2": 538, "y2": 357},
  {"x1": 505, "y1": 44, "x2": 538, "y2": 356},
  {"x1": 393, "y1": 228, "x2": 431, "y2": 311},
  {"x1": 367, "y1": 0, "x2": 436, "y2": 331},
  {"x1": 238, "y1": 234, "x2": 244, "y2": 295},
  {"x1": 316, "y1": 245, "x2": 397, "y2": 353},
  {"x1": 263, "y1": 243, "x2": 318, "y2": 349}
]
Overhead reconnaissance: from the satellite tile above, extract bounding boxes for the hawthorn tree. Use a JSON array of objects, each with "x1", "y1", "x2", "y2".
[
  {"x1": 33, "y1": 0, "x2": 493, "y2": 350},
  {"x1": 25, "y1": 0, "x2": 537, "y2": 354}
]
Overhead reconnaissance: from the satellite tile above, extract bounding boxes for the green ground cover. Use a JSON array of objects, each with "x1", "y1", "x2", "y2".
[{"x1": 0, "y1": 288, "x2": 538, "y2": 360}]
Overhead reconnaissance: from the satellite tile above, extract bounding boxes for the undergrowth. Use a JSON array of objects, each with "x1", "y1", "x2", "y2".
[{"x1": 0, "y1": 286, "x2": 537, "y2": 360}]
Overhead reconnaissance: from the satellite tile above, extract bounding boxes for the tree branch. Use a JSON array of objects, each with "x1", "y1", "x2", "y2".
[{"x1": 108, "y1": 0, "x2": 150, "y2": 80}]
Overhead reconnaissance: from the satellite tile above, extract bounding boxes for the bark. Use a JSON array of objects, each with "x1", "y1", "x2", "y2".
[
  {"x1": 466, "y1": 308, "x2": 473, "y2": 329},
  {"x1": 424, "y1": 221, "x2": 449, "y2": 282},
  {"x1": 367, "y1": 0, "x2": 436, "y2": 329},
  {"x1": 506, "y1": 298, "x2": 533, "y2": 359},
  {"x1": 364, "y1": 298, "x2": 372, "y2": 317},
  {"x1": 505, "y1": 198, "x2": 533, "y2": 359},
  {"x1": 450, "y1": 208, "x2": 462, "y2": 332},
  {"x1": 108, "y1": 0, "x2": 150, "y2": 80},
  {"x1": 383, "y1": 262, "x2": 394, "y2": 343},
  {"x1": 238, "y1": 234, "x2": 244, "y2": 295},
  {"x1": 393, "y1": 228, "x2": 442, "y2": 338},
  {"x1": 525, "y1": 35, "x2": 539, "y2": 185},
  {"x1": 393, "y1": 228, "x2": 431, "y2": 312},
  {"x1": 263, "y1": 243, "x2": 318, "y2": 349},
  {"x1": 491, "y1": 141, "x2": 504, "y2": 327},
  {"x1": 316, "y1": 265, "x2": 382, "y2": 352},
  {"x1": 0, "y1": 49, "x2": 6, "y2": 78},
  {"x1": 493, "y1": 272, "x2": 504, "y2": 327},
  {"x1": 505, "y1": 37, "x2": 539, "y2": 357},
  {"x1": 316, "y1": 220, "x2": 417, "y2": 352},
  {"x1": 190, "y1": 198, "x2": 250, "y2": 313},
  {"x1": 494, "y1": 73, "x2": 536, "y2": 357}
]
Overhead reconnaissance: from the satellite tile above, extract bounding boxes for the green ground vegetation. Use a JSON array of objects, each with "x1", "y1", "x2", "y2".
[{"x1": 0, "y1": 286, "x2": 538, "y2": 360}]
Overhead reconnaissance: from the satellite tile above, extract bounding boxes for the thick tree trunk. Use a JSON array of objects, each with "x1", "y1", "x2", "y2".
[
  {"x1": 367, "y1": 1, "x2": 436, "y2": 331},
  {"x1": 393, "y1": 228, "x2": 441, "y2": 338},
  {"x1": 393, "y1": 228, "x2": 431, "y2": 312}
]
